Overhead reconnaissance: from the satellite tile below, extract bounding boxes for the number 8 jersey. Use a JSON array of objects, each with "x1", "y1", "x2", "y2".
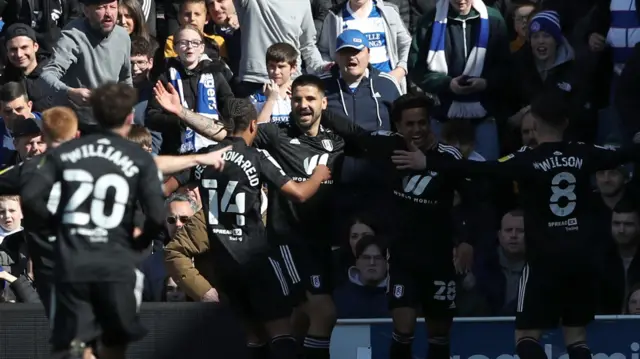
[{"x1": 20, "y1": 133, "x2": 166, "y2": 283}]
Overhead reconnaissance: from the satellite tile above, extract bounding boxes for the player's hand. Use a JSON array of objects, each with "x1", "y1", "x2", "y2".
[
  {"x1": 263, "y1": 80, "x2": 279, "y2": 101},
  {"x1": 196, "y1": 146, "x2": 232, "y2": 171},
  {"x1": 201, "y1": 287, "x2": 220, "y2": 302},
  {"x1": 312, "y1": 164, "x2": 331, "y2": 182},
  {"x1": 453, "y1": 242, "x2": 474, "y2": 274},
  {"x1": 68, "y1": 88, "x2": 92, "y2": 107},
  {"x1": 588, "y1": 33, "x2": 606, "y2": 52},
  {"x1": 154, "y1": 81, "x2": 184, "y2": 116},
  {"x1": 391, "y1": 141, "x2": 426, "y2": 170}
]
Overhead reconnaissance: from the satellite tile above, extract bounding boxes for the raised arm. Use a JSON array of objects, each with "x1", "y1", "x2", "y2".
[{"x1": 154, "y1": 146, "x2": 231, "y2": 175}]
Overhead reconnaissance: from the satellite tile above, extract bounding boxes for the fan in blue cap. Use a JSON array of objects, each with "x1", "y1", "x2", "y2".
[{"x1": 335, "y1": 29, "x2": 369, "y2": 53}]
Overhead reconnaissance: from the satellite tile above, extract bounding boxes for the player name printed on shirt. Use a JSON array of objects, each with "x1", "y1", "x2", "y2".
[
  {"x1": 532, "y1": 152, "x2": 583, "y2": 172},
  {"x1": 59, "y1": 139, "x2": 140, "y2": 178},
  {"x1": 195, "y1": 150, "x2": 260, "y2": 187}
]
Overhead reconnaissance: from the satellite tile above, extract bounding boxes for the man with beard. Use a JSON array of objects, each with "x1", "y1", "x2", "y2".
[
  {"x1": 320, "y1": 93, "x2": 476, "y2": 359},
  {"x1": 39, "y1": 0, "x2": 132, "y2": 132},
  {"x1": 170, "y1": 75, "x2": 347, "y2": 359}
]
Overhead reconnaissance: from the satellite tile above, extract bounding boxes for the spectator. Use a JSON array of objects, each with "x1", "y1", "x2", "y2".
[
  {"x1": 626, "y1": 283, "x2": 640, "y2": 313},
  {"x1": 1, "y1": 24, "x2": 52, "y2": 112},
  {"x1": 205, "y1": 0, "x2": 241, "y2": 78},
  {"x1": 0, "y1": 83, "x2": 43, "y2": 166},
  {"x1": 310, "y1": 0, "x2": 332, "y2": 35},
  {"x1": 333, "y1": 211, "x2": 378, "y2": 282},
  {"x1": 0, "y1": 0, "x2": 80, "y2": 57},
  {"x1": 118, "y1": 0, "x2": 152, "y2": 40},
  {"x1": 0, "y1": 195, "x2": 23, "y2": 241},
  {"x1": 163, "y1": 277, "x2": 187, "y2": 302},
  {"x1": 233, "y1": 0, "x2": 327, "y2": 97},
  {"x1": 509, "y1": 0, "x2": 535, "y2": 53},
  {"x1": 165, "y1": 209, "x2": 220, "y2": 302},
  {"x1": 616, "y1": 42, "x2": 640, "y2": 146},
  {"x1": 140, "y1": 193, "x2": 198, "y2": 301},
  {"x1": 322, "y1": 30, "x2": 401, "y2": 195},
  {"x1": 163, "y1": 0, "x2": 228, "y2": 67},
  {"x1": 507, "y1": 11, "x2": 595, "y2": 143},
  {"x1": 130, "y1": 35, "x2": 162, "y2": 153},
  {"x1": 176, "y1": 183, "x2": 203, "y2": 211},
  {"x1": 0, "y1": 269, "x2": 40, "y2": 303},
  {"x1": 333, "y1": 235, "x2": 389, "y2": 318},
  {"x1": 475, "y1": 209, "x2": 526, "y2": 315},
  {"x1": 317, "y1": 0, "x2": 412, "y2": 91},
  {"x1": 408, "y1": 0, "x2": 510, "y2": 161},
  {"x1": 38, "y1": 0, "x2": 132, "y2": 133},
  {"x1": 127, "y1": 124, "x2": 154, "y2": 153},
  {"x1": 599, "y1": 199, "x2": 640, "y2": 314},
  {"x1": 520, "y1": 109, "x2": 537, "y2": 147},
  {"x1": 588, "y1": 0, "x2": 640, "y2": 145},
  {"x1": 252, "y1": 43, "x2": 297, "y2": 124},
  {"x1": 11, "y1": 117, "x2": 46, "y2": 164},
  {"x1": 441, "y1": 119, "x2": 485, "y2": 161},
  {"x1": 147, "y1": 25, "x2": 234, "y2": 154}
]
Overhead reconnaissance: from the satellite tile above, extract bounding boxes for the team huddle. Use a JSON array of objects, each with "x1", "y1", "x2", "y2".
[{"x1": 2, "y1": 77, "x2": 638, "y2": 359}]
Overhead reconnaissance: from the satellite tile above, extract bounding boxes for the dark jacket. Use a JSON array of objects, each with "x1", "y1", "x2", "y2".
[
  {"x1": 1, "y1": 56, "x2": 52, "y2": 112},
  {"x1": 321, "y1": 65, "x2": 401, "y2": 186},
  {"x1": 145, "y1": 57, "x2": 235, "y2": 155},
  {"x1": 333, "y1": 266, "x2": 389, "y2": 319},
  {"x1": 407, "y1": 0, "x2": 436, "y2": 34},
  {"x1": 598, "y1": 244, "x2": 640, "y2": 314},
  {"x1": 474, "y1": 246, "x2": 525, "y2": 316},
  {"x1": 509, "y1": 40, "x2": 595, "y2": 140},
  {"x1": 408, "y1": 4, "x2": 510, "y2": 121},
  {"x1": 0, "y1": 0, "x2": 80, "y2": 55},
  {"x1": 310, "y1": 0, "x2": 332, "y2": 34},
  {"x1": 616, "y1": 42, "x2": 640, "y2": 140}
]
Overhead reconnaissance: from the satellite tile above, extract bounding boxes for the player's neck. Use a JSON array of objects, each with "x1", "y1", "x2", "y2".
[
  {"x1": 303, "y1": 121, "x2": 321, "y2": 137},
  {"x1": 111, "y1": 127, "x2": 130, "y2": 138}
]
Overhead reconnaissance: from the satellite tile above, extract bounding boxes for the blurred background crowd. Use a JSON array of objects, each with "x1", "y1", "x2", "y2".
[{"x1": 0, "y1": 0, "x2": 640, "y2": 319}]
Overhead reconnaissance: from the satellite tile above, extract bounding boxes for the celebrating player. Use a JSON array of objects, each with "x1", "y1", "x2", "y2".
[
  {"x1": 391, "y1": 93, "x2": 640, "y2": 359},
  {"x1": 172, "y1": 98, "x2": 331, "y2": 359},
  {"x1": 320, "y1": 93, "x2": 476, "y2": 359}
]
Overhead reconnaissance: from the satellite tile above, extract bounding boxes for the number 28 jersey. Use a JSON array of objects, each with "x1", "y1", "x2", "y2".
[
  {"x1": 192, "y1": 137, "x2": 291, "y2": 264},
  {"x1": 22, "y1": 133, "x2": 166, "y2": 283}
]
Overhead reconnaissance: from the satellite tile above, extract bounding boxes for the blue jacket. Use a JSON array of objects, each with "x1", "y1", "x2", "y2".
[
  {"x1": 321, "y1": 65, "x2": 401, "y2": 187},
  {"x1": 0, "y1": 112, "x2": 42, "y2": 167}
]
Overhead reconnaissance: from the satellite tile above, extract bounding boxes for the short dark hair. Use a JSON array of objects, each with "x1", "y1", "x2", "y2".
[
  {"x1": 266, "y1": 42, "x2": 298, "y2": 66},
  {"x1": 0, "y1": 81, "x2": 28, "y2": 103},
  {"x1": 90, "y1": 82, "x2": 138, "y2": 129},
  {"x1": 390, "y1": 93, "x2": 436, "y2": 124},
  {"x1": 613, "y1": 197, "x2": 639, "y2": 215},
  {"x1": 441, "y1": 119, "x2": 475, "y2": 146},
  {"x1": 130, "y1": 35, "x2": 154, "y2": 58},
  {"x1": 354, "y1": 235, "x2": 388, "y2": 259},
  {"x1": 220, "y1": 98, "x2": 257, "y2": 134},
  {"x1": 291, "y1": 74, "x2": 325, "y2": 95},
  {"x1": 530, "y1": 92, "x2": 569, "y2": 129}
]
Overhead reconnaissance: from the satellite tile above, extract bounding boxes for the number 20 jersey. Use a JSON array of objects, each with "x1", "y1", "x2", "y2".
[
  {"x1": 23, "y1": 133, "x2": 166, "y2": 283},
  {"x1": 193, "y1": 137, "x2": 291, "y2": 264}
]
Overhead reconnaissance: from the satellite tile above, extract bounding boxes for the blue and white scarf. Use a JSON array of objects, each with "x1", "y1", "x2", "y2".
[
  {"x1": 427, "y1": 0, "x2": 489, "y2": 119},
  {"x1": 169, "y1": 56, "x2": 219, "y2": 153}
]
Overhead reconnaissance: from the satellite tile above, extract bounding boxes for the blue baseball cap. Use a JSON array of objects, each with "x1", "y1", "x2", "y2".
[{"x1": 336, "y1": 29, "x2": 369, "y2": 52}]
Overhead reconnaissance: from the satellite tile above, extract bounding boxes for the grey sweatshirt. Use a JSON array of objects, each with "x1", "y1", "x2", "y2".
[
  {"x1": 39, "y1": 18, "x2": 132, "y2": 122},
  {"x1": 234, "y1": 0, "x2": 327, "y2": 83}
]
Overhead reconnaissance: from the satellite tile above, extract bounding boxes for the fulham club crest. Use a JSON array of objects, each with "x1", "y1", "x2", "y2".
[
  {"x1": 393, "y1": 285, "x2": 404, "y2": 299},
  {"x1": 311, "y1": 275, "x2": 321, "y2": 288},
  {"x1": 321, "y1": 139, "x2": 334, "y2": 152}
]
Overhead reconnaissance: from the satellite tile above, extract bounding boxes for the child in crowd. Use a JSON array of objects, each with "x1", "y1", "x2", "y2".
[
  {"x1": 164, "y1": 0, "x2": 228, "y2": 66},
  {"x1": 127, "y1": 124, "x2": 154, "y2": 154},
  {"x1": 251, "y1": 42, "x2": 297, "y2": 124},
  {"x1": 0, "y1": 195, "x2": 23, "y2": 242}
]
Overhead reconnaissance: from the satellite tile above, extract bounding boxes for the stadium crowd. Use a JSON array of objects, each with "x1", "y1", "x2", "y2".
[{"x1": 1, "y1": 0, "x2": 640, "y2": 356}]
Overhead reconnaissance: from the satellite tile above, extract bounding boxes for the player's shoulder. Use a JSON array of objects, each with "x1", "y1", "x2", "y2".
[{"x1": 436, "y1": 142, "x2": 463, "y2": 160}]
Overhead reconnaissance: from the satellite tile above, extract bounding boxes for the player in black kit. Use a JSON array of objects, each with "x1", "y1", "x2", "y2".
[
  {"x1": 20, "y1": 83, "x2": 165, "y2": 359},
  {"x1": 179, "y1": 98, "x2": 331, "y2": 359},
  {"x1": 320, "y1": 94, "x2": 476, "y2": 359},
  {"x1": 391, "y1": 93, "x2": 640, "y2": 359}
]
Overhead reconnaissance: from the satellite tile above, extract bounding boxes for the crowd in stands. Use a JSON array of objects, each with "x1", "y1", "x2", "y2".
[{"x1": 1, "y1": 0, "x2": 640, "y2": 320}]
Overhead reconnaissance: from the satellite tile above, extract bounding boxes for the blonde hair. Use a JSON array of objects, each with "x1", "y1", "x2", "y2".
[{"x1": 42, "y1": 106, "x2": 78, "y2": 142}]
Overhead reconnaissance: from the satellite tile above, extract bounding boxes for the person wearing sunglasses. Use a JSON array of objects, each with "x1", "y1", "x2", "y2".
[{"x1": 165, "y1": 193, "x2": 198, "y2": 238}]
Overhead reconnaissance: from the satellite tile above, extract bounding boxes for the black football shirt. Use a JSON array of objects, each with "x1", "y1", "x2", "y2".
[
  {"x1": 21, "y1": 132, "x2": 166, "y2": 282},
  {"x1": 426, "y1": 141, "x2": 640, "y2": 265},
  {"x1": 252, "y1": 115, "x2": 346, "y2": 246},
  {"x1": 187, "y1": 137, "x2": 291, "y2": 264},
  {"x1": 321, "y1": 115, "x2": 476, "y2": 262}
]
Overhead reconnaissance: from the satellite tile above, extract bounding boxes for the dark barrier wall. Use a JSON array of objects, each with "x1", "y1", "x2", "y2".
[{"x1": 0, "y1": 303, "x2": 250, "y2": 359}]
